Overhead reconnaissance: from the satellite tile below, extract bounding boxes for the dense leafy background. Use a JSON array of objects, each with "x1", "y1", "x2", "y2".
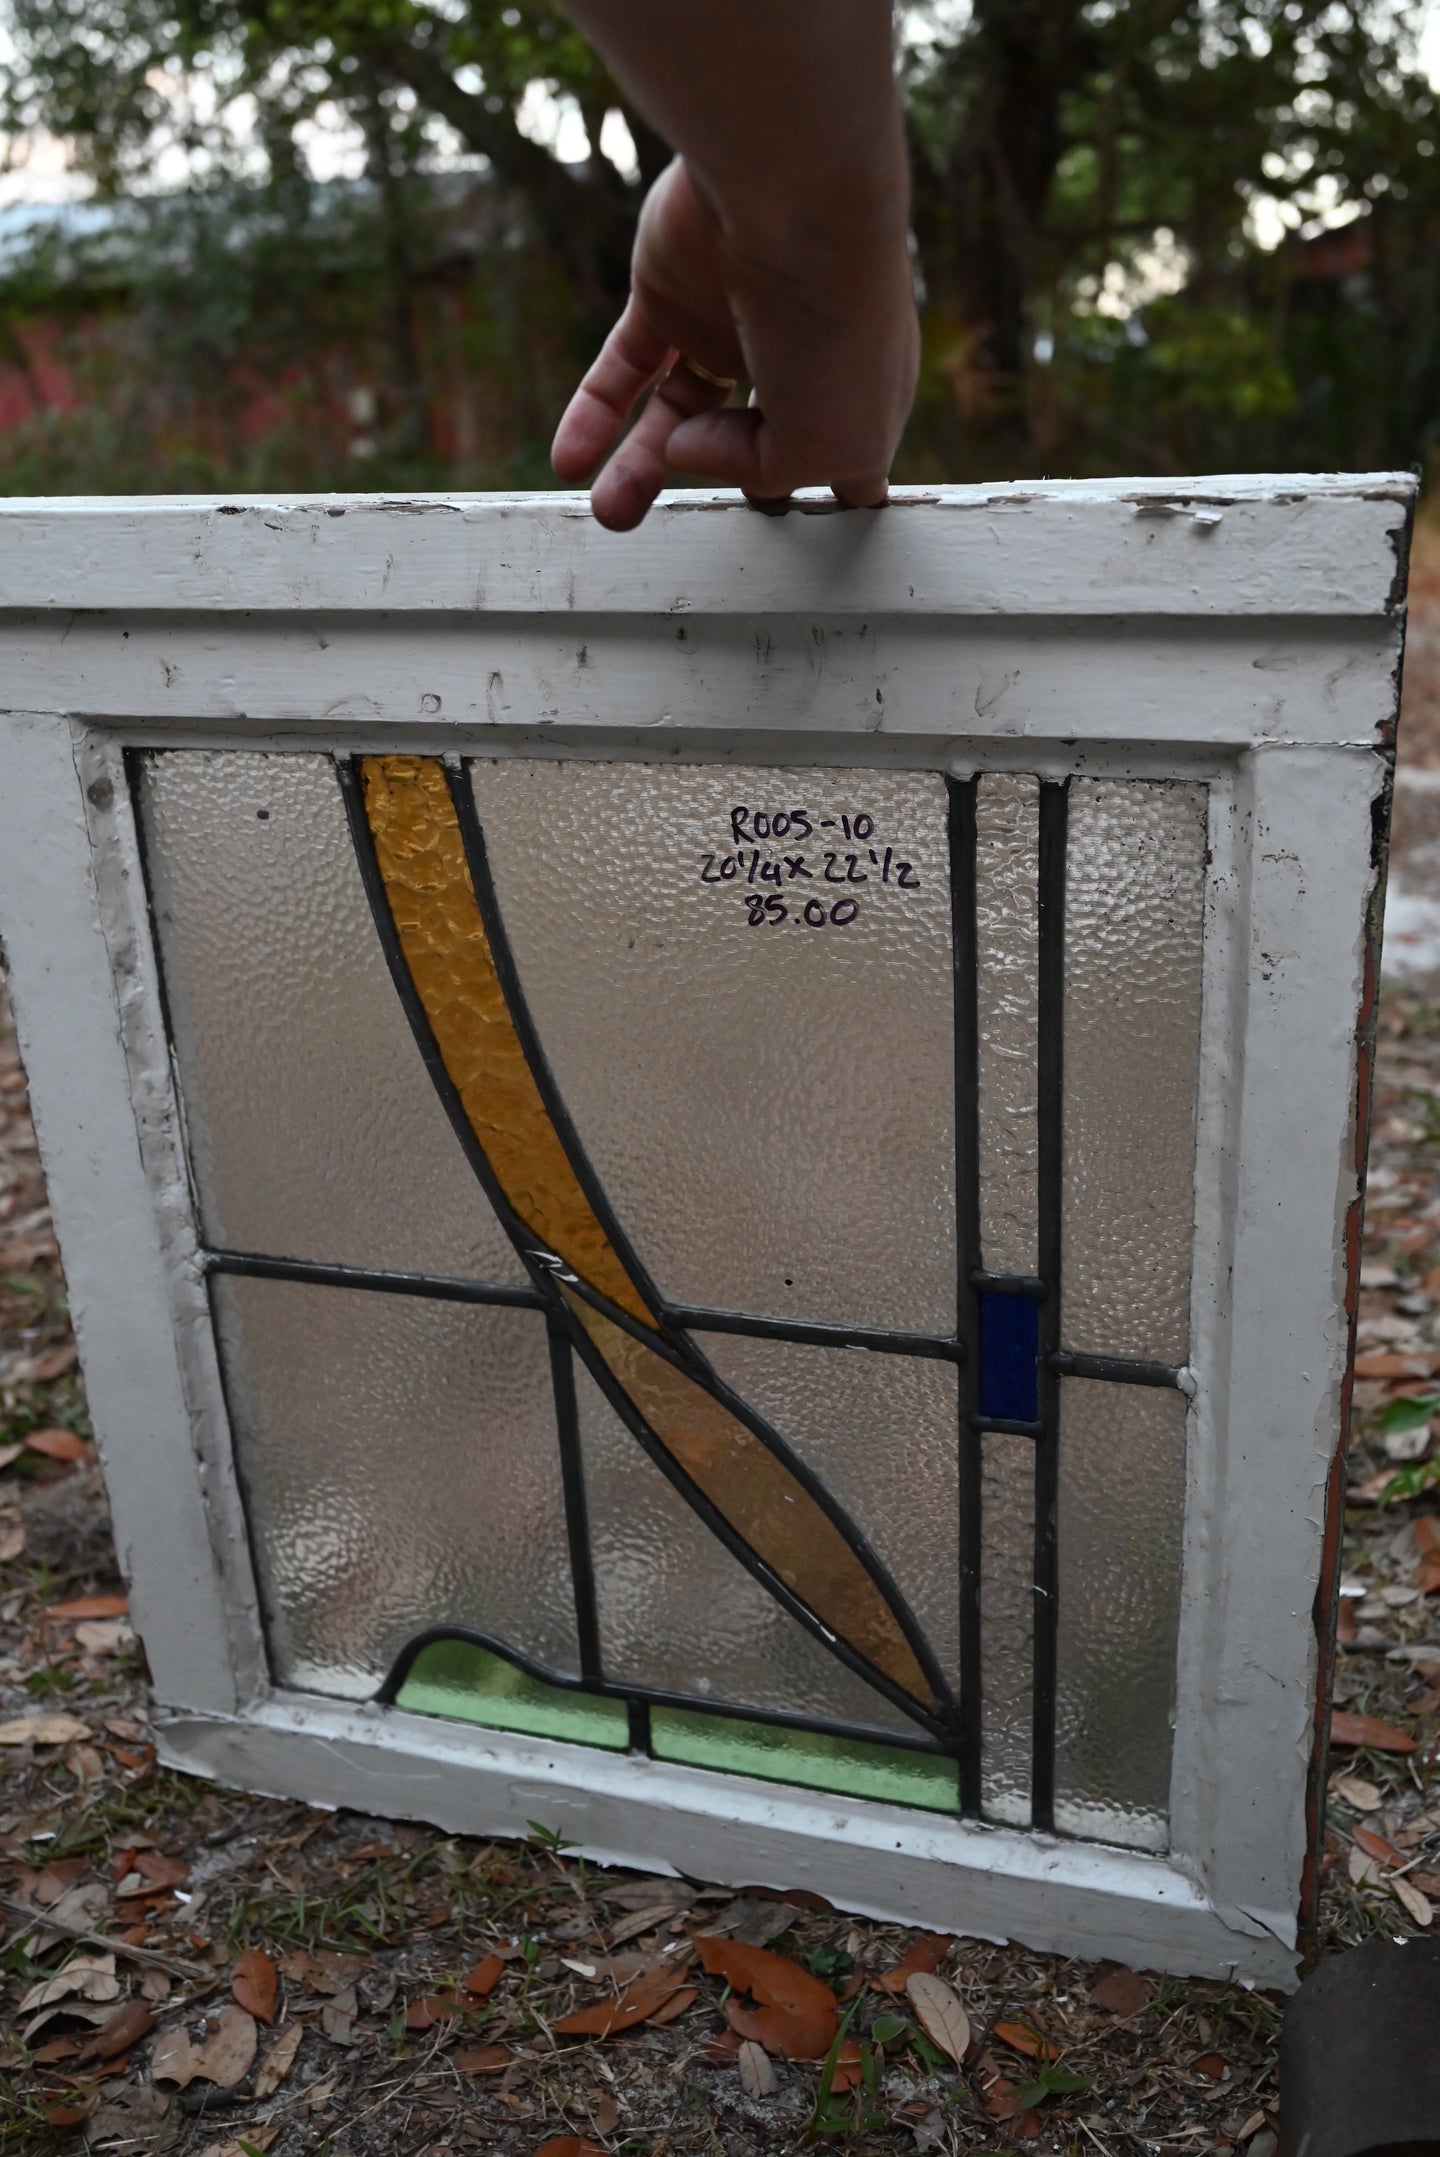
[{"x1": 0, "y1": 0, "x2": 1436, "y2": 489}]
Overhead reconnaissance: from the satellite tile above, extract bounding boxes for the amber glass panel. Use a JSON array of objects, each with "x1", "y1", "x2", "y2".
[
  {"x1": 360, "y1": 754, "x2": 650, "y2": 1325},
  {"x1": 563, "y1": 1292, "x2": 936, "y2": 1712}
]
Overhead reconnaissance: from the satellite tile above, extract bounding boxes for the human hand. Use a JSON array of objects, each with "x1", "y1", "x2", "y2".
[{"x1": 550, "y1": 156, "x2": 919, "y2": 531}]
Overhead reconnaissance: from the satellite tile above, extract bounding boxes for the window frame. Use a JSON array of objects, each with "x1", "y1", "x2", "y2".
[{"x1": 0, "y1": 477, "x2": 1412, "y2": 1985}]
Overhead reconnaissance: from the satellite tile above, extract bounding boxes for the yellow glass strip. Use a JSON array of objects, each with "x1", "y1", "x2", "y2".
[
  {"x1": 360, "y1": 754, "x2": 652, "y2": 1325},
  {"x1": 563, "y1": 1292, "x2": 937, "y2": 1711}
]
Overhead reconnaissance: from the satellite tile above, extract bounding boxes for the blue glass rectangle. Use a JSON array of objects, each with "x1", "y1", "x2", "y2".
[{"x1": 978, "y1": 1293, "x2": 1040, "y2": 1423}]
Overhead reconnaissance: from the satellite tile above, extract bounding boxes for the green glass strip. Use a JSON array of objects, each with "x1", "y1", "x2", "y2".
[
  {"x1": 396, "y1": 1639, "x2": 629, "y2": 1751},
  {"x1": 650, "y1": 1706, "x2": 960, "y2": 1812}
]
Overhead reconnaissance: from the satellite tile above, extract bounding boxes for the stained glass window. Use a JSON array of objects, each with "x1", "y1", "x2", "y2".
[{"x1": 136, "y1": 749, "x2": 1204, "y2": 1853}]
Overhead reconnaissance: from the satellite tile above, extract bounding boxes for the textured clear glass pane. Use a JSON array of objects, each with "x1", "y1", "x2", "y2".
[
  {"x1": 212, "y1": 1277, "x2": 576, "y2": 1698},
  {"x1": 651, "y1": 1708, "x2": 959, "y2": 1811},
  {"x1": 980, "y1": 1433, "x2": 1033, "y2": 1828},
  {"x1": 1061, "y1": 779, "x2": 1206, "y2": 1362},
  {"x1": 1054, "y1": 1378, "x2": 1187, "y2": 1851},
  {"x1": 698, "y1": 1333, "x2": 961, "y2": 1703},
  {"x1": 574, "y1": 1360, "x2": 919, "y2": 1736},
  {"x1": 976, "y1": 774, "x2": 1039, "y2": 1275},
  {"x1": 474, "y1": 761, "x2": 955, "y2": 1333},
  {"x1": 139, "y1": 751, "x2": 524, "y2": 1282}
]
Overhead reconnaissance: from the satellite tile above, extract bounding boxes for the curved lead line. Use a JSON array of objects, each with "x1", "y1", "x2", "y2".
[{"x1": 352, "y1": 751, "x2": 953, "y2": 1727}]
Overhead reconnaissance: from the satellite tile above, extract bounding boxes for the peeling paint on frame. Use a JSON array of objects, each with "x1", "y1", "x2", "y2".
[{"x1": 0, "y1": 478, "x2": 1413, "y2": 1987}]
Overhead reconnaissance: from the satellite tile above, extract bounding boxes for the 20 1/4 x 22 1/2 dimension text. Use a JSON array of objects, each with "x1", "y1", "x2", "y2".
[{"x1": 700, "y1": 804, "x2": 923, "y2": 930}]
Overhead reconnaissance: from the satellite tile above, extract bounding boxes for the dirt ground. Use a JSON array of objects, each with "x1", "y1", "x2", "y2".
[{"x1": 3, "y1": 532, "x2": 1440, "y2": 2157}]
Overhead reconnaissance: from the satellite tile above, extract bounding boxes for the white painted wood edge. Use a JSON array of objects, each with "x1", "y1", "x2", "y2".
[
  {"x1": 0, "y1": 712, "x2": 245, "y2": 1709},
  {"x1": 0, "y1": 477, "x2": 1414, "y2": 618},
  {"x1": 154, "y1": 1692, "x2": 1300, "y2": 1988}
]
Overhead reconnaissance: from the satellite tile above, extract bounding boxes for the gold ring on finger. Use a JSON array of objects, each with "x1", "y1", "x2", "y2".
[{"x1": 678, "y1": 353, "x2": 739, "y2": 391}]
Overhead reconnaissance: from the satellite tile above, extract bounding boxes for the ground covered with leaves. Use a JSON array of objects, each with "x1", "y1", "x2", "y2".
[{"x1": 3, "y1": 537, "x2": 1440, "y2": 2156}]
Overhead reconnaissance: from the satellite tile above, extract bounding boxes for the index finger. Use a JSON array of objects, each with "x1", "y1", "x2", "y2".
[{"x1": 551, "y1": 296, "x2": 676, "y2": 484}]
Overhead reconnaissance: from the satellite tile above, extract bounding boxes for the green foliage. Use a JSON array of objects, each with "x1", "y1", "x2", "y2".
[
  {"x1": 1010, "y1": 2060, "x2": 1094, "y2": 2109},
  {"x1": 1380, "y1": 1454, "x2": 1440, "y2": 1504},
  {"x1": 1379, "y1": 1394, "x2": 1438, "y2": 1435},
  {"x1": 1, "y1": 0, "x2": 1438, "y2": 490}
]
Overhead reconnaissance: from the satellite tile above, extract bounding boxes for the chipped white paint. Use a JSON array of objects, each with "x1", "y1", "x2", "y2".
[{"x1": 0, "y1": 480, "x2": 1413, "y2": 1988}]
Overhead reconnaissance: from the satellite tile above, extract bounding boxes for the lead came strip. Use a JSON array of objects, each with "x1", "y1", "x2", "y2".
[
  {"x1": 1032, "y1": 779, "x2": 1069, "y2": 1833},
  {"x1": 947, "y1": 777, "x2": 984, "y2": 1818}
]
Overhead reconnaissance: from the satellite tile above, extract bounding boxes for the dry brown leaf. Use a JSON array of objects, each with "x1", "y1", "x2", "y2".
[
  {"x1": 553, "y1": 1972, "x2": 689, "y2": 2037},
  {"x1": 534, "y1": 2141, "x2": 606, "y2": 2157},
  {"x1": 23, "y1": 1424, "x2": 86, "y2": 1460},
  {"x1": 86, "y1": 2087, "x2": 170, "y2": 2142},
  {"x1": 829, "y1": 2036, "x2": 866, "y2": 2092},
  {"x1": 700, "y1": 2029, "x2": 744, "y2": 2064},
  {"x1": 600, "y1": 1879, "x2": 699, "y2": 1911},
  {"x1": 993, "y1": 2019, "x2": 1059, "y2": 2061},
  {"x1": 404, "y1": 1993, "x2": 459, "y2": 2030},
  {"x1": 0, "y1": 1522, "x2": 24, "y2": 1562},
  {"x1": 19, "y1": 1953, "x2": 119, "y2": 2014},
  {"x1": 695, "y1": 1934, "x2": 838, "y2": 2061},
  {"x1": 320, "y1": 2000, "x2": 359, "y2": 2045},
  {"x1": 0, "y1": 1712, "x2": 91, "y2": 1747},
  {"x1": 196, "y1": 2005, "x2": 259, "y2": 2087},
  {"x1": 135, "y1": 1850, "x2": 188, "y2": 1887},
  {"x1": 254, "y1": 2022, "x2": 303, "y2": 2098},
  {"x1": 736, "y1": 2038, "x2": 777, "y2": 2098},
  {"x1": 1193, "y1": 2052, "x2": 1229, "y2": 2080},
  {"x1": 589, "y1": 2093, "x2": 620, "y2": 2138},
  {"x1": 151, "y1": 2027, "x2": 203, "y2": 2089},
  {"x1": 606, "y1": 1905, "x2": 677, "y2": 1949},
  {"x1": 1354, "y1": 1351, "x2": 1440, "y2": 1379},
  {"x1": 232, "y1": 1946, "x2": 278, "y2": 2024},
  {"x1": 79, "y1": 1999, "x2": 154, "y2": 2060},
  {"x1": 876, "y1": 1931, "x2": 950, "y2": 1995},
  {"x1": 906, "y1": 1971, "x2": 972, "y2": 2064},
  {"x1": 1088, "y1": 1964, "x2": 1151, "y2": 2017},
  {"x1": 195, "y1": 2133, "x2": 280, "y2": 2157},
  {"x1": 644, "y1": 1983, "x2": 698, "y2": 2026},
  {"x1": 1354, "y1": 1824, "x2": 1405, "y2": 1867},
  {"x1": 1331, "y1": 1709, "x2": 1419, "y2": 1753},
  {"x1": 1331, "y1": 1771, "x2": 1382, "y2": 1811},
  {"x1": 45, "y1": 1593, "x2": 128, "y2": 1621},
  {"x1": 1391, "y1": 1875, "x2": 1434, "y2": 1927},
  {"x1": 454, "y1": 2041, "x2": 514, "y2": 2075},
  {"x1": 463, "y1": 1952, "x2": 506, "y2": 1998},
  {"x1": 1348, "y1": 1844, "x2": 1378, "y2": 1888},
  {"x1": 977, "y1": 2053, "x2": 1041, "y2": 2130},
  {"x1": 1416, "y1": 1517, "x2": 1440, "y2": 1558}
]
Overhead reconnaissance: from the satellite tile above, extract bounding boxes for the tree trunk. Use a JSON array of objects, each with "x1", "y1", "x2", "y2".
[{"x1": 911, "y1": 0, "x2": 1095, "y2": 453}]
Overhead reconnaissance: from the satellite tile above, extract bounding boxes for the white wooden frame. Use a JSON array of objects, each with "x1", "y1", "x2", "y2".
[{"x1": 0, "y1": 477, "x2": 1413, "y2": 1988}]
